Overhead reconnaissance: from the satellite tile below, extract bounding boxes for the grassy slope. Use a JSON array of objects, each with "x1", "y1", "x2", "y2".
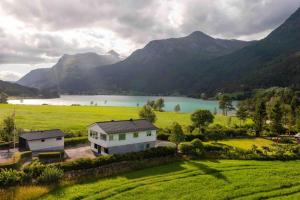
[
  {"x1": 0, "y1": 104, "x2": 251, "y2": 133},
  {"x1": 28, "y1": 160, "x2": 300, "y2": 200}
]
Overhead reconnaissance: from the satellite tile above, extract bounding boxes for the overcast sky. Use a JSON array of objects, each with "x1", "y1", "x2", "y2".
[{"x1": 0, "y1": 0, "x2": 299, "y2": 81}]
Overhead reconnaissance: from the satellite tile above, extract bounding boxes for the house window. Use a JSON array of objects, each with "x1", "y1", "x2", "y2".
[
  {"x1": 146, "y1": 131, "x2": 152, "y2": 136},
  {"x1": 146, "y1": 143, "x2": 150, "y2": 149},
  {"x1": 109, "y1": 135, "x2": 114, "y2": 141},
  {"x1": 100, "y1": 133, "x2": 107, "y2": 141},
  {"x1": 133, "y1": 132, "x2": 139, "y2": 138},
  {"x1": 119, "y1": 133, "x2": 126, "y2": 140},
  {"x1": 90, "y1": 130, "x2": 98, "y2": 139},
  {"x1": 41, "y1": 139, "x2": 45, "y2": 142},
  {"x1": 56, "y1": 137, "x2": 62, "y2": 140}
]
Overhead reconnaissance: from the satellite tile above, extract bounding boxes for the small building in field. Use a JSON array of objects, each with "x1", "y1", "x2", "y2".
[
  {"x1": 295, "y1": 133, "x2": 300, "y2": 144},
  {"x1": 88, "y1": 119, "x2": 157, "y2": 155},
  {"x1": 19, "y1": 129, "x2": 65, "y2": 152}
]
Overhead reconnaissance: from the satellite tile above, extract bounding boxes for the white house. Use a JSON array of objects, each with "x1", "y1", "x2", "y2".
[
  {"x1": 19, "y1": 129, "x2": 65, "y2": 152},
  {"x1": 88, "y1": 119, "x2": 157, "y2": 155}
]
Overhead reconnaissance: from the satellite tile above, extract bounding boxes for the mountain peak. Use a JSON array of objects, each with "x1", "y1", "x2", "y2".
[
  {"x1": 187, "y1": 31, "x2": 213, "y2": 39},
  {"x1": 107, "y1": 50, "x2": 120, "y2": 57}
]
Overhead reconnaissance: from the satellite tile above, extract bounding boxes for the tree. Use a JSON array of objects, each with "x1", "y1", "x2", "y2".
[
  {"x1": 218, "y1": 95, "x2": 234, "y2": 116},
  {"x1": 139, "y1": 105, "x2": 157, "y2": 123},
  {"x1": 0, "y1": 92, "x2": 8, "y2": 104},
  {"x1": 154, "y1": 98, "x2": 165, "y2": 111},
  {"x1": 236, "y1": 102, "x2": 248, "y2": 126},
  {"x1": 290, "y1": 96, "x2": 299, "y2": 126},
  {"x1": 146, "y1": 100, "x2": 155, "y2": 108},
  {"x1": 0, "y1": 116, "x2": 15, "y2": 152},
  {"x1": 174, "y1": 104, "x2": 181, "y2": 112},
  {"x1": 169, "y1": 122, "x2": 185, "y2": 150},
  {"x1": 253, "y1": 101, "x2": 267, "y2": 137},
  {"x1": 270, "y1": 101, "x2": 283, "y2": 135},
  {"x1": 191, "y1": 109, "x2": 214, "y2": 132}
]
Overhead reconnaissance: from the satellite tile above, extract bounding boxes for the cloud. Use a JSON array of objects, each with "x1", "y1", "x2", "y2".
[
  {"x1": 0, "y1": 71, "x2": 22, "y2": 82},
  {"x1": 0, "y1": 0, "x2": 299, "y2": 68}
]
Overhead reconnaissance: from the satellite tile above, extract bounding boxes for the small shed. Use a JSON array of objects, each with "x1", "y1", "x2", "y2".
[{"x1": 19, "y1": 129, "x2": 65, "y2": 152}]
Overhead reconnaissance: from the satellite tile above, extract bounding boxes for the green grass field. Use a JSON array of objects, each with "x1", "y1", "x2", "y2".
[
  {"x1": 218, "y1": 138, "x2": 274, "y2": 150},
  {"x1": 0, "y1": 104, "x2": 251, "y2": 134},
  {"x1": 23, "y1": 159, "x2": 300, "y2": 200}
]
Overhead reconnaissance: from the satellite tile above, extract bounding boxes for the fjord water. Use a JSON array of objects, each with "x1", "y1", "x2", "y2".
[{"x1": 8, "y1": 95, "x2": 236, "y2": 113}]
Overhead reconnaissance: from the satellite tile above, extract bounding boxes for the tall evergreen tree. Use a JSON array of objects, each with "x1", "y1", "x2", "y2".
[
  {"x1": 290, "y1": 96, "x2": 299, "y2": 126},
  {"x1": 236, "y1": 102, "x2": 248, "y2": 126},
  {"x1": 270, "y1": 101, "x2": 283, "y2": 135},
  {"x1": 253, "y1": 101, "x2": 267, "y2": 137}
]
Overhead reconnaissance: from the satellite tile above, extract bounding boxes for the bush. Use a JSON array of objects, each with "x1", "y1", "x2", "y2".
[
  {"x1": 37, "y1": 166, "x2": 63, "y2": 184},
  {"x1": 38, "y1": 151, "x2": 64, "y2": 160},
  {"x1": 179, "y1": 139, "x2": 204, "y2": 156},
  {"x1": 23, "y1": 160, "x2": 46, "y2": 178},
  {"x1": 179, "y1": 142, "x2": 193, "y2": 155},
  {"x1": 191, "y1": 139, "x2": 204, "y2": 156},
  {"x1": 0, "y1": 169, "x2": 27, "y2": 187},
  {"x1": 65, "y1": 136, "x2": 88, "y2": 147}
]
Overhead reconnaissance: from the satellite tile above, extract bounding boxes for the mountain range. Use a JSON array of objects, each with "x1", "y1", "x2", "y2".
[{"x1": 17, "y1": 7, "x2": 300, "y2": 97}]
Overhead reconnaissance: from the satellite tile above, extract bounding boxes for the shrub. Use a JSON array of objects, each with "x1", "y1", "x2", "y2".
[
  {"x1": 191, "y1": 139, "x2": 204, "y2": 156},
  {"x1": 179, "y1": 142, "x2": 193, "y2": 154},
  {"x1": 0, "y1": 169, "x2": 26, "y2": 187},
  {"x1": 23, "y1": 160, "x2": 46, "y2": 178},
  {"x1": 37, "y1": 166, "x2": 63, "y2": 184},
  {"x1": 65, "y1": 136, "x2": 88, "y2": 147}
]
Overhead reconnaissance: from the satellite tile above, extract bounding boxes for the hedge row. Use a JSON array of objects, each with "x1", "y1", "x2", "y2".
[
  {"x1": 38, "y1": 151, "x2": 64, "y2": 160},
  {"x1": 0, "y1": 151, "x2": 32, "y2": 169},
  {"x1": 64, "y1": 137, "x2": 88, "y2": 147},
  {"x1": 53, "y1": 147, "x2": 176, "y2": 172},
  {"x1": 0, "y1": 142, "x2": 19, "y2": 150}
]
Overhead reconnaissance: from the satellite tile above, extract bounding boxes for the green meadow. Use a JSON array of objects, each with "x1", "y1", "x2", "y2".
[
  {"x1": 0, "y1": 104, "x2": 251, "y2": 134},
  {"x1": 9, "y1": 159, "x2": 300, "y2": 200}
]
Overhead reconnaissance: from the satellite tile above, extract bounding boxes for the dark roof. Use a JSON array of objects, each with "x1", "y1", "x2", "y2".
[
  {"x1": 19, "y1": 129, "x2": 65, "y2": 141},
  {"x1": 91, "y1": 119, "x2": 157, "y2": 134}
]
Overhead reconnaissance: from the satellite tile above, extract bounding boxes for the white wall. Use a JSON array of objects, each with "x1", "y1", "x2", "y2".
[
  {"x1": 88, "y1": 124, "x2": 156, "y2": 148},
  {"x1": 27, "y1": 137, "x2": 64, "y2": 151}
]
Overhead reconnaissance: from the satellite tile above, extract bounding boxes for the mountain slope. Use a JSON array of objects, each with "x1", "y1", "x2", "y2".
[
  {"x1": 17, "y1": 51, "x2": 121, "y2": 91},
  {"x1": 0, "y1": 80, "x2": 57, "y2": 98},
  {"x1": 58, "y1": 31, "x2": 250, "y2": 94}
]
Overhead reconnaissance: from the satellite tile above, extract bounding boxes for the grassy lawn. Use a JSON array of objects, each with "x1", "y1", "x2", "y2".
[
  {"x1": 8, "y1": 159, "x2": 300, "y2": 200},
  {"x1": 0, "y1": 104, "x2": 251, "y2": 134},
  {"x1": 217, "y1": 138, "x2": 274, "y2": 150}
]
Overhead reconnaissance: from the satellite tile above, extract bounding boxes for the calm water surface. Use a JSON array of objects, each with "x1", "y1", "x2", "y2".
[{"x1": 8, "y1": 95, "x2": 237, "y2": 113}]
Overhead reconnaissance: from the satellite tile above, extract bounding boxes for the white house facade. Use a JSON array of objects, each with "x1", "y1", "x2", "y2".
[
  {"x1": 88, "y1": 119, "x2": 157, "y2": 155},
  {"x1": 19, "y1": 129, "x2": 65, "y2": 152}
]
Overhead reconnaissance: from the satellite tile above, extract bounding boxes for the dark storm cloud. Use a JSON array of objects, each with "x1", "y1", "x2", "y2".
[{"x1": 0, "y1": 0, "x2": 299, "y2": 66}]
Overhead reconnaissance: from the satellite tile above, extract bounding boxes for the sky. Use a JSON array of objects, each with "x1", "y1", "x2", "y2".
[{"x1": 0, "y1": 0, "x2": 299, "y2": 81}]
